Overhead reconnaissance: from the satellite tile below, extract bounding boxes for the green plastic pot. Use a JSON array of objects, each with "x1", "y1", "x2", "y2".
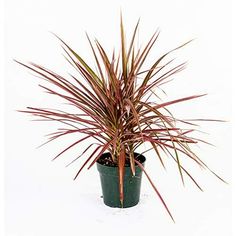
[{"x1": 96, "y1": 152, "x2": 146, "y2": 208}]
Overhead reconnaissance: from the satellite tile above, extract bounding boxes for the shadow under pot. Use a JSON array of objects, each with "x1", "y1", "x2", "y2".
[{"x1": 96, "y1": 152, "x2": 146, "y2": 208}]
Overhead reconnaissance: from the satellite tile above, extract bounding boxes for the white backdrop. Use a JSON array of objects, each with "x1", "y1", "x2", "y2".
[{"x1": 5, "y1": 0, "x2": 232, "y2": 235}]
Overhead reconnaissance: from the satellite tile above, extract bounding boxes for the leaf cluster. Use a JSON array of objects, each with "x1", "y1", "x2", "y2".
[{"x1": 16, "y1": 16, "x2": 225, "y2": 221}]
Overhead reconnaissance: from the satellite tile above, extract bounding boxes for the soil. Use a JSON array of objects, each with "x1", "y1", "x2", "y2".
[{"x1": 97, "y1": 152, "x2": 145, "y2": 167}]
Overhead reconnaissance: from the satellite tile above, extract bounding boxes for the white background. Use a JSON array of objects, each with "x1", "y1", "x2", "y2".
[{"x1": 4, "y1": 0, "x2": 232, "y2": 235}]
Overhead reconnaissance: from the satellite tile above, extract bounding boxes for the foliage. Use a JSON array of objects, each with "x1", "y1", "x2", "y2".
[{"x1": 16, "y1": 15, "x2": 225, "y2": 221}]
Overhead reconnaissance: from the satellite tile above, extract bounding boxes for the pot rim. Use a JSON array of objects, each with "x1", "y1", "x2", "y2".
[{"x1": 96, "y1": 152, "x2": 146, "y2": 168}]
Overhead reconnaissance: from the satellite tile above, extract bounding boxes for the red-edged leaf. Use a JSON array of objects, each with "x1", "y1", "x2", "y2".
[
  {"x1": 150, "y1": 141, "x2": 166, "y2": 169},
  {"x1": 120, "y1": 13, "x2": 127, "y2": 83},
  {"x1": 129, "y1": 151, "x2": 136, "y2": 176},
  {"x1": 155, "y1": 94, "x2": 206, "y2": 110},
  {"x1": 73, "y1": 145, "x2": 102, "y2": 180},
  {"x1": 87, "y1": 141, "x2": 113, "y2": 169},
  {"x1": 165, "y1": 148, "x2": 203, "y2": 191},
  {"x1": 135, "y1": 160, "x2": 175, "y2": 222},
  {"x1": 66, "y1": 143, "x2": 99, "y2": 167},
  {"x1": 52, "y1": 134, "x2": 94, "y2": 161},
  {"x1": 118, "y1": 145, "x2": 126, "y2": 206}
]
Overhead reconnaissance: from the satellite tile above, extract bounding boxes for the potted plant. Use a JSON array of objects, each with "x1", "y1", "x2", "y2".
[{"x1": 16, "y1": 16, "x2": 225, "y2": 222}]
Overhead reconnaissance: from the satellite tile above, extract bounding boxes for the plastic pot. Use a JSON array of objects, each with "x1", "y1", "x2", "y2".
[{"x1": 96, "y1": 152, "x2": 146, "y2": 208}]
